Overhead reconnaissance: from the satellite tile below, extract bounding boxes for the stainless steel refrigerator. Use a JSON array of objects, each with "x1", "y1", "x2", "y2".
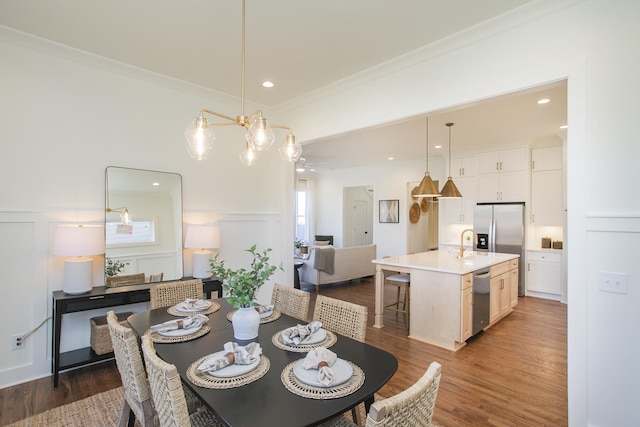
[{"x1": 473, "y1": 202, "x2": 525, "y2": 296}]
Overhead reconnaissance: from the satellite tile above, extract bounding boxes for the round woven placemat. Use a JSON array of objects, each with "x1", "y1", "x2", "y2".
[
  {"x1": 186, "y1": 355, "x2": 270, "y2": 389},
  {"x1": 167, "y1": 300, "x2": 221, "y2": 317},
  {"x1": 271, "y1": 330, "x2": 337, "y2": 352},
  {"x1": 281, "y1": 360, "x2": 365, "y2": 399},
  {"x1": 226, "y1": 310, "x2": 281, "y2": 324},
  {"x1": 146, "y1": 325, "x2": 210, "y2": 343}
]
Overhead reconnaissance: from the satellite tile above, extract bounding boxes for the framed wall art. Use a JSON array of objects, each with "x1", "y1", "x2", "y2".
[{"x1": 379, "y1": 199, "x2": 399, "y2": 223}]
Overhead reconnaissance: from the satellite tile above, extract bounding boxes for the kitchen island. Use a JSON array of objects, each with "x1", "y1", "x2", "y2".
[{"x1": 373, "y1": 250, "x2": 520, "y2": 351}]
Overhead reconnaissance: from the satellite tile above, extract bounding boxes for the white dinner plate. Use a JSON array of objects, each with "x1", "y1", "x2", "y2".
[
  {"x1": 201, "y1": 350, "x2": 260, "y2": 378},
  {"x1": 259, "y1": 309, "x2": 273, "y2": 319},
  {"x1": 175, "y1": 300, "x2": 211, "y2": 313},
  {"x1": 298, "y1": 328, "x2": 327, "y2": 345},
  {"x1": 293, "y1": 358, "x2": 353, "y2": 388},
  {"x1": 157, "y1": 323, "x2": 202, "y2": 337}
]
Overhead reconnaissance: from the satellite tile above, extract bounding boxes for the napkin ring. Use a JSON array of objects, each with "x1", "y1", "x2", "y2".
[{"x1": 318, "y1": 361, "x2": 329, "y2": 369}]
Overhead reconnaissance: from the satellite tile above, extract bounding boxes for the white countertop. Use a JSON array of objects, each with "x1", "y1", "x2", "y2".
[{"x1": 372, "y1": 250, "x2": 519, "y2": 275}]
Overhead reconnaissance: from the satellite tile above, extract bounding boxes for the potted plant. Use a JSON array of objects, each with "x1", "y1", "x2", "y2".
[
  {"x1": 294, "y1": 238, "x2": 303, "y2": 256},
  {"x1": 209, "y1": 245, "x2": 282, "y2": 339},
  {"x1": 105, "y1": 258, "x2": 125, "y2": 286}
]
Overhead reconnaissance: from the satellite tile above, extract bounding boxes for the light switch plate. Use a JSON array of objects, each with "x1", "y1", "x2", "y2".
[{"x1": 599, "y1": 271, "x2": 628, "y2": 294}]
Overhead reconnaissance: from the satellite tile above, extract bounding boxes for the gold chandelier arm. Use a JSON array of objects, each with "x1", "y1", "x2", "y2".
[
  {"x1": 210, "y1": 122, "x2": 245, "y2": 128},
  {"x1": 199, "y1": 109, "x2": 238, "y2": 124},
  {"x1": 106, "y1": 207, "x2": 127, "y2": 213},
  {"x1": 269, "y1": 124, "x2": 292, "y2": 133}
]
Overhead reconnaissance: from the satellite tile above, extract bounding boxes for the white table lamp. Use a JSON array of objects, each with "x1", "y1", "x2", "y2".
[
  {"x1": 185, "y1": 225, "x2": 220, "y2": 279},
  {"x1": 53, "y1": 224, "x2": 105, "y2": 294}
]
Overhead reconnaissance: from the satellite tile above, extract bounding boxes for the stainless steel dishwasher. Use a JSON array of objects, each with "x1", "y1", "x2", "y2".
[{"x1": 472, "y1": 268, "x2": 491, "y2": 336}]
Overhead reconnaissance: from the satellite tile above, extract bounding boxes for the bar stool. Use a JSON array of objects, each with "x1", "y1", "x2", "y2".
[{"x1": 382, "y1": 257, "x2": 410, "y2": 328}]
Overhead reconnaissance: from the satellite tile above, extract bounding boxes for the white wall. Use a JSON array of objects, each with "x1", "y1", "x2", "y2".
[
  {"x1": 0, "y1": 29, "x2": 292, "y2": 387},
  {"x1": 276, "y1": 1, "x2": 640, "y2": 425}
]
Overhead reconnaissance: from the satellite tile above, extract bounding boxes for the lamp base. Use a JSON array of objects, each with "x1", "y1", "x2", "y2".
[
  {"x1": 193, "y1": 251, "x2": 213, "y2": 279},
  {"x1": 63, "y1": 257, "x2": 93, "y2": 294}
]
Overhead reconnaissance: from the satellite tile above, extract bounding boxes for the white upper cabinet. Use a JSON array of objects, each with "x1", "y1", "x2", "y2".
[
  {"x1": 530, "y1": 146, "x2": 564, "y2": 226},
  {"x1": 441, "y1": 176, "x2": 476, "y2": 224},
  {"x1": 476, "y1": 148, "x2": 527, "y2": 202},
  {"x1": 531, "y1": 170, "x2": 564, "y2": 225},
  {"x1": 476, "y1": 148, "x2": 526, "y2": 174},
  {"x1": 449, "y1": 156, "x2": 475, "y2": 178},
  {"x1": 531, "y1": 146, "x2": 562, "y2": 171}
]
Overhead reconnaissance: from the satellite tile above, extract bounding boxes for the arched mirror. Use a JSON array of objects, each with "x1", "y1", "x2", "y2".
[{"x1": 105, "y1": 166, "x2": 183, "y2": 284}]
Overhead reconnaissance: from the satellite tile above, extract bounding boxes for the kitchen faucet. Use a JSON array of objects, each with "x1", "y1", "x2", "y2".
[{"x1": 459, "y1": 228, "x2": 478, "y2": 258}]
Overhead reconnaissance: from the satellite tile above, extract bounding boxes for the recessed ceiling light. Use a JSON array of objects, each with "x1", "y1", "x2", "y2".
[
  {"x1": 434, "y1": 145, "x2": 442, "y2": 149},
  {"x1": 560, "y1": 125, "x2": 568, "y2": 129},
  {"x1": 296, "y1": 167, "x2": 305, "y2": 172},
  {"x1": 262, "y1": 81, "x2": 274, "y2": 88},
  {"x1": 152, "y1": 182, "x2": 160, "y2": 186},
  {"x1": 388, "y1": 157, "x2": 395, "y2": 161},
  {"x1": 537, "y1": 98, "x2": 550, "y2": 104}
]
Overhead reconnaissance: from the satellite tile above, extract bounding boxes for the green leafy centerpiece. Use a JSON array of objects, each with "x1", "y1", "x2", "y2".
[{"x1": 209, "y1": 245, "x2": 282, "y2": 339}]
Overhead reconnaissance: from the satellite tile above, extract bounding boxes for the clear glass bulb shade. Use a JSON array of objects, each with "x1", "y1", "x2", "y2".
[
  {"x1": 121, "y1": 209, "x2": 132, "y2": 225},
  {"x1": 246, "y1": 117, "x2": 275, "y2": 151},
  {"x1": 278, "y1": 134, "x2": 302, "y2": 162},
  {"x1": 185, "y1": 116, "x2": 215, "y2": 160},
  {"x1": 239, "y1": 143, "x2": 260, "y2": 166}
]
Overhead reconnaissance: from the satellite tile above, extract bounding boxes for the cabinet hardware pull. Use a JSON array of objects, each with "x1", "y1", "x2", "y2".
[{"x1": 89, "y1": 296, "x2": 105, "y2": 300}]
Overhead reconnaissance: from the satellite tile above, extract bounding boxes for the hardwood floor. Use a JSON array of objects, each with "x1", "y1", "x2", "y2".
[{"x1": 0, "y1": 278, "x2": 567, "y2": 426}]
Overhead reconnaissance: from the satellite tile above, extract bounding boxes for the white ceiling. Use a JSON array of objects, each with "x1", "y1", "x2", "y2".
[
  {"x1": 1, "y1": 0, "x2": 566, "y2": 172},
  {"x1": 300, "y1": 81, "x2": 567, "y2": 172}
]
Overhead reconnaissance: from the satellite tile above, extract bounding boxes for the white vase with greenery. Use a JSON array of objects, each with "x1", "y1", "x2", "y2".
[{"x1": 209, "y1": 245, "x2": 282, "y2": 340}]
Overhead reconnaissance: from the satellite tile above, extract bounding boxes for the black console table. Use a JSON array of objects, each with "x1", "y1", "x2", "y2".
[{"x1": 51, "y1": 277, "x2": 221, "y2": 388}]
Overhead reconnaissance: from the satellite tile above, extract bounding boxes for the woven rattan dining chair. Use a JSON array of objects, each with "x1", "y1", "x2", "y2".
[
  {"x1": 321, "y1": 361, "x2": 442, "y2": 427},
  {"x1": 366, "y1": 361, "x2": 442, "y2": 426},
  {"x1": 141, "y1": 334, "x2": 224, "y2": 427},
  {"x1": 149, "y1": 279, "x2": 204, "y2": 309},
  {"x1": 313, "y1": 295, "x2": 367, "y2": 343},
  {"x1": 271, "y1": 283, "x2": 311, "y2": 321},
  {"x1": 107, "y1": 310, "x2": 155, "y2": 427},
  {"x1": 313, "y1": 295, "x2": 368, "y2": 425}
]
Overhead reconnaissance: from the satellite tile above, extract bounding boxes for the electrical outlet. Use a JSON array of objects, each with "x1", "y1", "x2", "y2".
[
  {"x1": 12, "y1": 334, "x2": 25, "y2": 351},
  {"x1": 599, "y1": 271, "x2": 628, "y2": 294}
]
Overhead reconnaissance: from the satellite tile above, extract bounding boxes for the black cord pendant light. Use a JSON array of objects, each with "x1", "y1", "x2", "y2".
[
  {"x1": 414, "y1": 117, "x2": 441, "y2": 197},
  {"x1": 439, "y1": 122, "x2": 463, "y2": 198}
]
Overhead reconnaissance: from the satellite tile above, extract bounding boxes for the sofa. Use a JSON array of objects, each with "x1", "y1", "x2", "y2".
[{"x1": 298, "y1": 244, "x2": 377, "y2": 292}]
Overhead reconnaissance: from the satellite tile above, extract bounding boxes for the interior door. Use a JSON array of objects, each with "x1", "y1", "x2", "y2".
[{"x1": 351, "y1": 200, "x2": 368, "y2": 246}]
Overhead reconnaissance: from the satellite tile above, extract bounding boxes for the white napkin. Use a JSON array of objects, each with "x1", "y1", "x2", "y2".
[
  {"x1": 281, "y1": 320, "x2": 323, "y2": 345},
  {"x1": 150, "y1": 314, "x2": 208, "y2": 333},
  {"x1": 181, "y1": 298, "x2": 210, "y2": 310},
  {"x1": 302, "y1": 346, "x2": 337, "y2": 386},
  {"x1": 255, "y1": 304, "x2": 274, "y2": 315},
  {"x1": 196, "y1": 342, "x2": 262, "y2": 373}
]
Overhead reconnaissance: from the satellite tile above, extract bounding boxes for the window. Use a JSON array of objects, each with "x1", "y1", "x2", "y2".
[
  {"x1": 295, "y1": 180, "x2": 307, "y2": 243},
  {"x1": 105, "y1": 219, "x2": 156, "y2": 246}
]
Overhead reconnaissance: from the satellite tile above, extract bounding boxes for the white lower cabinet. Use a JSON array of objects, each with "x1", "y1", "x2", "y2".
[
  {"x1": 460, "y1": 273, "x2": 473, "y2": 341},
  {"x1": 489, "y1": 261, "x2": 512, "y2": 324},
  {"x1": 526, "y1": 250, "x2": 562, "y2": 295}
]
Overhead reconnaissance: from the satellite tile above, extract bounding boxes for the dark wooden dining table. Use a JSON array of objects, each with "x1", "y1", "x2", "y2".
[{"x1": 127, "y1": 299, "x2": 398, "y2": 427}]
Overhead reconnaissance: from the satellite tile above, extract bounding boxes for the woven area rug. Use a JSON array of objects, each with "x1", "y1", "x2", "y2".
[
  {"x1": 6, "y1": 387, "x2": 140, "y2": 427},
  {"x1": 7, "y1": 386, "x2": 372, "y2": 426}
]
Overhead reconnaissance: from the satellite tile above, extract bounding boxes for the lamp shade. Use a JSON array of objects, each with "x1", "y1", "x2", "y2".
[
  {"x1": 184, "y1": 225, "x2": 220, "y2": 249},
  {"x1": 53, "y1": 224, "x2": 105, "y2": 256},
  {"x1": 52, "y1": 224, "x2": 104, "y2": 294},
  {"x1": 185, "y1": 225, "x2": 220, "y2": 279}
]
